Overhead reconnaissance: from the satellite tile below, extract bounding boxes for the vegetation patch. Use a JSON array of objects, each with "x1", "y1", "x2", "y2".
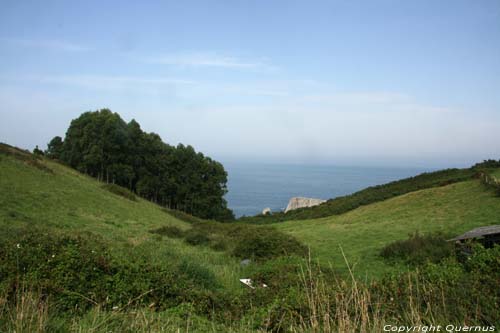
[
  {"x1": 101, "y1": 183, "x2": 137, "y2": 201},
  {"x1": 380, "y1": 232, "x2": 455, "y2": 266},
  {"x1": 44, "y1": 109, "x2": 234, "y2": 221},
  {"x1": 0, "y1": 227, "x2": 224, "y2": 315},
  {"x1": 151, "y1": 221, "x2": 307, "y2": 261},
  {"x1": 161, "y1": 208, "x2": 207, "y2": 224},
  {"x1": 0, "y1": 143, "x2": 53, "y2": 174}
]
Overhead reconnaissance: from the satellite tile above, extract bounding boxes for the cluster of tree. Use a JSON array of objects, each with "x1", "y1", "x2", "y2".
[{"x1": 46, "y1": 109, "x2": 234, "y2": 221}]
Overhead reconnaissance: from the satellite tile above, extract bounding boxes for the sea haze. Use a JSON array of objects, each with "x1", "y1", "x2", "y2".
[{"x1": 224, "y1": 163, "x2": 432, "y2": 217}]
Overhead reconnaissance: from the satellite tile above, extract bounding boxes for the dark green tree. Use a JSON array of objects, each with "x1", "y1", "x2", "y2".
[
  {"x1": 51, "y1": 109, "x2": 234, "y2": 221},
  {"x1": 46, "y1": 136, "x2": 64, "y2": 159}
]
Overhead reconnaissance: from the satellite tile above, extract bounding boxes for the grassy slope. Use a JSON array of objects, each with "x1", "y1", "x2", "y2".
[
  {"x1": 1, "y1": 145, "x2": 498, "y2": 282},
  {"x1": 276, "y1": 179, "x2": 500, "y2": 277},
  {"x1": 0, "y1": 152, "x2": 243, "y2": 291}
]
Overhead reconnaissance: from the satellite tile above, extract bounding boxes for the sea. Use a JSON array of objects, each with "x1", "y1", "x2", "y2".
[{"x1": 224, "y1": 163, "x2": 432, "y2": 217}]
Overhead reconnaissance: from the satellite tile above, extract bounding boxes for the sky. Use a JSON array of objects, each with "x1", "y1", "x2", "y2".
[{"x1": 0, "y1": 0, "x2": 499, "y2": 168}]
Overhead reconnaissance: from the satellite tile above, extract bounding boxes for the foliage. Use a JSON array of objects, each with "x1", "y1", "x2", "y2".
[
  {"x1": 240, "y1": 167, "x2": 477, "y2": 223},
  {"x1": 0, "y1": 228, "x2": 224, "y2": 315},
  {"x1": 46, "y1": 109, "x2": 233, "y2": 220},
  {"x1": 32, "y1": 145, "x2": 44, "y2": 156},
  {"x1": 380, "y1": 232, "x2": 455, "y2": 266},
  {"x1": 150, "y1": 225, "x2": 185, "y2": 238},
  {"x1": 473, "y1": 159, "x2": 500, "y2": 169},
  {"x1": 232, "y1": 230, "x2": 308, "y2": 260},
  {"x1": 151, "y1": 221, "x2": 308, "y2": 261},
  {"x1": 45, "y1": 136, "x2": 64, "y2": 160},
  {"x1": 374, "y1": 246, "x2": 500, "y2": 326},
  {"x1": 479, "y1": 170, "x2": 500, "y2": 196}
]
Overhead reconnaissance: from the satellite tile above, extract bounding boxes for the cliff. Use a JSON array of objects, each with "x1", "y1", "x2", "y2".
[{"x1": 285, "y1": 197, "x2": 326, "y2": 213}]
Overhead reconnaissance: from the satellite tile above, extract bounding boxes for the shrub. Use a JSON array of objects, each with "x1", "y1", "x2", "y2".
[
  {"x1": 101, "y1": 184, "x2": 137, "y2": 201},
  {"x1": 0, "y1": 227, "x2": 226, "y2": 315},
  {"x1": 380, "y1": 231, "x2": 454, "y2": 266},
  {"x1": 184, "y1": 230, "x2": 211, "y2": 246},
  {"x1": 150, "y1": 226, "x2": 185, "y2": 238},
  {"x1": 232, "y1": 229, "x2": 307, "y2": 260}
]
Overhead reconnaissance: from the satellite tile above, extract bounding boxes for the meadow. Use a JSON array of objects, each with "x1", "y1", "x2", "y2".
[{"x1": 1, "y1": 144, "x2": 499, "y2": 332}]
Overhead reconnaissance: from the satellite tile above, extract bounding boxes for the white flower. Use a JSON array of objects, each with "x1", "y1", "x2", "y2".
[
  {"x1": 16, "y1": 243, "x2": 21, "y2": 249},
  {"x1": 51, "y1": 254, "x2": 55, "y2": 258}
]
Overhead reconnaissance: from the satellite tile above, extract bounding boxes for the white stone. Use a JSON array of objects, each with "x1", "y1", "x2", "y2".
[
  {"x1": 284, "y1": 197, "x2": 326, "y2": 213},
  {"x1": 262, "y1": 207, "x2": 272, "y2": 215}
]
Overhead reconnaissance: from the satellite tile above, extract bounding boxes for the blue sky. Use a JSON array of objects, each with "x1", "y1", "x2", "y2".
[{"x1": 1, "y1": 0, "x2": 499, "y2": 167}]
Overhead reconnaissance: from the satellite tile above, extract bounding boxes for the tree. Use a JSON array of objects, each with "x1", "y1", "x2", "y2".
[
  {"x1": 46, "y1": 136, "x2": 64, "y2": 159},
  {"x1": 50, "y1": 109, "x2": 234, "y2": 220},
  {"x1": 33, "y1": 145, "x2": 44, "y2": 156}
]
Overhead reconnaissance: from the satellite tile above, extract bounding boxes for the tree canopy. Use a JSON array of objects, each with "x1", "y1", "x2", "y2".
[{"x1": 47, "y1": 109, "x2": 234, "y2": 221}]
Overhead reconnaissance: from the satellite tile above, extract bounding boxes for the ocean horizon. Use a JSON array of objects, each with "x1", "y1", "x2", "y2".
[{"x1": 224, "y1": 163, "x2": 433, "y2": 217}]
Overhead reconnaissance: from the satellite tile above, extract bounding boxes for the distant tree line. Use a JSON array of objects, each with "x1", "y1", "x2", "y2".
[{"x1": 46, "y1": 109, "x2": 234, "y2": 221}]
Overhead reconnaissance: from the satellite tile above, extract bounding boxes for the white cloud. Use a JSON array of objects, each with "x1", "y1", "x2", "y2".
[
  {"x1": 2, "y1": 74, "x2": 196, "y2": 92},
  {"x1": 144, "y1": 52, "x2": 273, "y2": 70},
  {"x1": 0, "y1": 37, "x2": 91, "y2": 52}
]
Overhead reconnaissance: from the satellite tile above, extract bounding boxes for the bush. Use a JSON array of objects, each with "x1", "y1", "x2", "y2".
[
  {"x1": 184, "y1": 230, "x2": 211, "y2": 246},
  {"x1": 151, "y1": 221, "x2": 308, "y2": 261},
  {"x1": 0, "y1": 228, "x2": 225, "y2": 315},
  {"x1": 374, "y1": 246, "x2": 500, "y2": 325},
  {"x1": 232, "y1": 230, "x2": 307, "y2": 260},
  {"x1": 380, "y1": 231, "x2": 454, "y2": 266},
  {"x1": 150, "y1": 226, "x2": 185, "y2": 238},
  {"x1": 101, "y1": 184, "x2": 137, "y2": 201}
]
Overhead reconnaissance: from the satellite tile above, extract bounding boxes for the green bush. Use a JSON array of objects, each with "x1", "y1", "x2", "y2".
[
  {"x1": 151, "y1": 221, "x2": 308, "y2": 260},
  {"x1": 374, "y1": 246, "x2": 500, "y2": 325},
  {"x1": 232, "y1": 230, "x2": 307, "y2": 260},
  {"x1": 0, "y1": 228, "x2": 225, "y2": 315},
  {"x1": 150, "y1": 226, "x2": 185, "y2": 238},
  {"x1": 184, "y1": 229, "x2": 212, "y2": 246},
  {"x1": 380, "y1": 231, "x2": 454, "y2": 266}
]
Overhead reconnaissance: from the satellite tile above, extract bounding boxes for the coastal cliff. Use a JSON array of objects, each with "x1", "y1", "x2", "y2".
[{"x1": 285, "y1": 197, "x2": 326, "y2": 213}]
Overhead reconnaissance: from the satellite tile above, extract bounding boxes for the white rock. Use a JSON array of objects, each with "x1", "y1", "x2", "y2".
[{"x1": 285, "y1": 197, "x2": 326, "y2": 213}]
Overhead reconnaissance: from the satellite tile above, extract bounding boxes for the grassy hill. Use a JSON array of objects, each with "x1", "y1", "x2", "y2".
[
  {"x1": 276, "y1": 179, "x2": 500, "y2": 277},
  {"x1": 0, "y1": 143, "x2": 245, "y2": 296},
  {"x1": 239, "y1": 168, "x2": 478, "y2": 223},
  {"x1": 1, "y1": 143, "x2": 499, "y2": 331}
]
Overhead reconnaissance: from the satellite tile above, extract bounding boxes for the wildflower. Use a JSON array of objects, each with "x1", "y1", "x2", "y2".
[
  {"x1": 16, "y1": 243, "x2": 21, "y2": 249},
  {"x1": 51, "y1": 254, "x2": 55, "y2": 258}
]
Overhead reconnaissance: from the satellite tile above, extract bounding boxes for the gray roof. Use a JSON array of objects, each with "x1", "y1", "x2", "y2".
[{"x1": 449, "y1": 225, "x2": 500, "y2": 241}]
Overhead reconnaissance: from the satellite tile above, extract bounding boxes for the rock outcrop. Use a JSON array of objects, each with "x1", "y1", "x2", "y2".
[{"x1": 285, "y1": 197, "x2": 326, "y2": 213}]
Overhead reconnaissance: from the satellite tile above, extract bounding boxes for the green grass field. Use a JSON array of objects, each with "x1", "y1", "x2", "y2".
[
  {"x1": 1, "y1": 145, "x2": 500, "y2": 331},
  {"x1": 276, "y1": 179, "x2": 500, "y2": 277},
  {"x1": 0, "y1": 150, "x2": 244, "y2": 292},
  {"x1": 2, "y1": 147, "x2": 499, "y2": 280}
]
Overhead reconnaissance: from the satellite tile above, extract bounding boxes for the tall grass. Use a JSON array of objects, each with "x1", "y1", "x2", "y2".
[{"x1": 0, "y1": 288, "x2": 49, "y2": 333}]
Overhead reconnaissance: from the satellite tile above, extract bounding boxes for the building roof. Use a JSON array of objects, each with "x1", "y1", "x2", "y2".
[{"x1": 449, "y1": 225, "x2": 500, "y2": 241}]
